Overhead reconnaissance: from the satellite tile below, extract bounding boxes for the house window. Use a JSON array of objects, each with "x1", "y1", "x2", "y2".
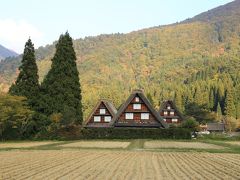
[
  {"x1": 135, "y1": 97, "x2": 140, "y2": 102},
  {"x1": 100, "y1": 108, "x2": 106, "y2": 114},
  {"x1": 94, "y1": 116, "x2": 101, "y2": 122},
  {"x1": 104, "y1": 116, "x2": 111, "y2": 122},
  {"x1": 167, "y1": 106, "x2": 171, "y2": 110},
  {"x1": 172, "y1": 118, "x2": 178, "y2": 123},
  {"x1": 133, "y1": 104, "x2": 141, "y2": 110},
  {"x1": 164, "y1": 111, "x2": 168, "y2": 115},
  {"x1": 170, "y1": 111, "x2": 174, "y2": 115},
  {"x1": 141, "y1": 113, "x2": 149, "y2": 120},
  {"x1": 125, "y1": 113, "x2": 134, "y2": 119}
]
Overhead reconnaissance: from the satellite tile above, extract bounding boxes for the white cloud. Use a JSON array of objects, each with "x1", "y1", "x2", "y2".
[{"x1": 0, "y1": 19, "x2": 43, "y2": 53}]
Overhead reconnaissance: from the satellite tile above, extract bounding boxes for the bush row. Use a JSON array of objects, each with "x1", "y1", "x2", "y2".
[
  {"x1": 80, "y1": 128, "x2": 191, "y2": 139},
  {"x1": 43, "y1": 126, "x2": 192, "y2": 140}
]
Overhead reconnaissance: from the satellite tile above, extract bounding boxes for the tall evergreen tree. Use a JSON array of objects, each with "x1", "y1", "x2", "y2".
[
  {"x1": 158, "y1": 89, "x2": 164, "y2": 107},
  {"x1": 174, "y1": 91, "x2": 183, "y2": 112},
  {"x1": 217, "y1": 81, "x2": 225, "y2": 105},
  {"x1": 41, "y1": 32, "x2": 83, "y2": 124},
  {"x1": 9, "y1": 39, "x2": 39, "y2": 106},
  {"x1": 235, "y1": 102, "x2": 240, "y2": 119},
  {"x1": 146, "y1": 92, "x2": 154, "y2": 106},
  {"x1": 194, "y1": 85, "x2": 203, "y2": 105},
  {"x1": 185, "y1": 88, "x2": 193, "y2": 105},
  {"x1": 209, "y1": 88, "x2": 215, "y2": 110},
  {"x1": 216, "y1": 102, "x2": 222, "y2": 121},
  {"x1": 224, "y1": 89, "x2": 236, "y2": 118}
]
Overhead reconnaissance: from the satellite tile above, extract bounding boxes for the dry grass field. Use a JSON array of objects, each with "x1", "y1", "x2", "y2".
[
  {"x1": 0, "y1": 140, "x2": 240, "y2": 179},
  {"x1": 0, "y1": 141, "x2": 58, "y2": 149},
  {"x1": 1, "y1": 150, "x2": 240, "y2": 180},
  {"x1": 144, "y1": 141, "x2": 225, "y2": 149},
  {"x1": 59, "y1": 141, "x2": 130, "y2": 149},
  {"x1": 224, "y1": 141, "x2": 240, "y2": 146}
]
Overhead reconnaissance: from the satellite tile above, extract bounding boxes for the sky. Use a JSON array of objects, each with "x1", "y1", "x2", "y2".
[{"x1": 0, "y1": 0, "x2": 233, "y2": 53}]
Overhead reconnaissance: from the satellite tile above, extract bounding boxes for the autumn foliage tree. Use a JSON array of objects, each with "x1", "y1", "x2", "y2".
[{"x1": 0, "y1": 94, "x2": 33, "y2": 140}]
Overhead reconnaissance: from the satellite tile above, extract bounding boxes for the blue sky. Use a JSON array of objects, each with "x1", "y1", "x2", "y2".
[{"x1": 0, "y1": 0, "x2": 233, "y2": 53}]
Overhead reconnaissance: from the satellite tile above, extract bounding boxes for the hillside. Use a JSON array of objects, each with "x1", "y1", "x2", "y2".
[
  {"x1": 0, "y1": 0, "x2": 240, "y2": 119},
  {"x1": 0, "y1": 44, "x2": 18, "y2": 60}
]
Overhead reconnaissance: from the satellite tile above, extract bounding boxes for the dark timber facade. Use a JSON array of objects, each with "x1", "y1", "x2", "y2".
[
  {"x1": 112, "y1": 90, "x2": 168, "y2": 128},
  {"x1": 159, "y1": 100, "x2": 184, "y2": 124},
  {"x1": 85, "y1": 100, "x2": 117, "y2": 128}
]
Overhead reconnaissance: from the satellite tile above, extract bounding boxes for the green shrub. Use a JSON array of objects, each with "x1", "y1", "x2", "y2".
[
  {"x1": 44, "y1": 127, "x2": 192, "y2": 140},
  {"x1": 181, "y1": 117, "x2": 199, "y2": 131},
  {"x1": 81, "y1": 128, "x2": 191, "y2": 139}
]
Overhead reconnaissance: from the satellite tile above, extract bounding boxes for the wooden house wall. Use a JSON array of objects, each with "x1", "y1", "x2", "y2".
[
  {"x1": 160, "y1": 111, "x2": 176, "y2": 116},
  {"x1": 160, "y1": 103, "x2": 182, "y2": 124},
  {"x1": 116, "y1": 95, "x2": 160, "y2": 126},
  {"x1": 87, "y1": 102, "x2": 113, "y2": 125}
]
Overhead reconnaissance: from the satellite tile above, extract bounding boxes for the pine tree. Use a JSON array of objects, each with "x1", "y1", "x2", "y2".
[
  {"x1": 217, "y1": 81, "x2": 225, "y2": 105},
  {"x1": 235, "y1": 102, "x2": 240, "y2": 119},
  {"x1": 185, "y1": 88, "x2": 193, "y2": 105},
  {"x1": 146, "y1": 92, "x2": 154, "y2": 105},
  {"x1": 209, "y1": 88, "x2": 215, "y2": 110},
  {"x1": 216, "y1": 102, "x2": 222, "y2": 121},
  {"x1": 194, "y1": 85, "x2": 203, "y2": 105},
  {"x1": 41, "y1": 32, "x2": 83, "y2": 124},
  {"x1": 174, "y1": 91, "x2": 183, "y2": 112},
  {"x1": 224, "y1": 89, "x2": 236, "y2": 118},
  {"x1": 158, "y1": 90, "x2": 164, "y2": 107},
  {"x1": 9, "y1": 39, "x2": 39, "y2": 106}
]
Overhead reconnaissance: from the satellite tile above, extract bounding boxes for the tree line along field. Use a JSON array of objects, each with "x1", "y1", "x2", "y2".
[{"x1": 1, "y1": 140, "x2": 240, "y2": 179}]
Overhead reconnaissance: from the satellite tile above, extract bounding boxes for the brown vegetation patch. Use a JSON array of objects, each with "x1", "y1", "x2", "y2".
[
  {"x1": 59, "y1": 141, "x2": 130, "y2": 149},
  {"x1": 0, "y1": 150, "x2": 240, "y2": 179},
  {"x1": 224, "y1": 141, "x2": 240, "y2": 146},
  {"x1": 144, "y1": 141, "x2": 225, "y2": 149},
  {"x1": 0, "y1": 142, "x2": 58, "y2": 149}
]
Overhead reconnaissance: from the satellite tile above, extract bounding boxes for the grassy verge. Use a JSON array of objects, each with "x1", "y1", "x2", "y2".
[{"x1": 0, "y1": 139, "x2": 240, "y2": 154}]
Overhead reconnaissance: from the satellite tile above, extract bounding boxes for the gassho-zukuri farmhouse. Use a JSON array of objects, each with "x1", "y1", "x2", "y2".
[{"x1": 84, "y1": 89, "x2": 184, "y2": 128}]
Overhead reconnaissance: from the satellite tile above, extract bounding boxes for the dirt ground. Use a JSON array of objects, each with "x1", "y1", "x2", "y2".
[
  {"x1": 1, "y1": 150, "x2": 240, "y2": 180},
  {"x1": 0, "y1": 141, "x2": 58, "y2": 149},
  {"x1": 0, "y1": 140, "x2": 239, "y2": 179},
  {"x1": 224, "y1": 141, "x2": 240, "y2": 146},
  {"x1": 59, "y1": 141, "x2": 130, "y2": 149},
  {"x1": 144, "y1": 141, "x2": 225, "y2": 149}
]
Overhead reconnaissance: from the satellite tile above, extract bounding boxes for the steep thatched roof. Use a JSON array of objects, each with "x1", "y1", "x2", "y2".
[
  {"x1": 112, "y1": 90, "x2": 168, "y2": 128},
  {"x1": 159, "y1": 100, "x2": 184, "y2": 121},
  {"x1": 85, "y1": 99, "x2": 117, "y2": 127}
]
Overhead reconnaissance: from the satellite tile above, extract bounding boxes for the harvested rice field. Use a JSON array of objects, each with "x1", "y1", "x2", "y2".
[
  {"x1": 59, "y1": 141, "x2": 130, "y2": 149},
  {"x1": 1, "y1": 150, "x2": 240, "y2": 180},
  {"x1": 224, "y1": 141, "x2": 240, "y2": 146},
  {"x1": 0, "y1": 141, "x2": 58, "y2": 149},
  {"x1": 144, "y1": 141, "x2": 225, "y2": 149},
  {"x1": 0, "y1": 140, "x2": 240, "y2": 179}
]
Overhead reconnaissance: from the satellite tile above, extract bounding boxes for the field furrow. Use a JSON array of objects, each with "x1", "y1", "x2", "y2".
[
  {"x1": 189, "y1": 153, "x2": 234, "y2": 179},
  {"x1": 159, "y1": 153, "x2": 180, "y2": 180},
  {"x1": 173, "y1": 153, "x2": 218, "y2": 180},
  {"x1": 28, "y1": 152, "x2": 98, "y2": 180},
  {"x1": 96, "y1": 152, "x2": 134, "y2": 180},
  {"x1": 1, "y1": 150, "x2": 240, "y2": 179},
  {"x1": 168, "y1": 153, "x2": 196, "y2": 179},
  {"x1": 71, "y1": 152, "x2": 122, "y2": 180}
]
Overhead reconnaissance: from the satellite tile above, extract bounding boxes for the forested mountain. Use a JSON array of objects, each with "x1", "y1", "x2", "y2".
[
  {"x1": 0, "y1": 44, "x2": 18, "y2": 60},
  {"x1": 0, "y1": 0, "x2": 240, "y2": 123}
]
